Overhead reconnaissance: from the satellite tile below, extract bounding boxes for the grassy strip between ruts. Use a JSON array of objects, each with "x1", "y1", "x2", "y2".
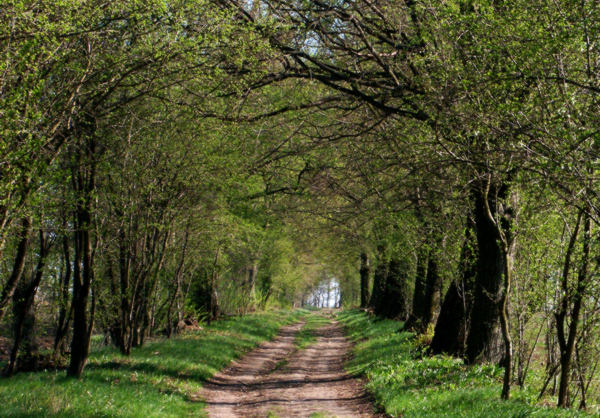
[
  {"x1": 294, "y1": 312, "x2": 331, "y2": 349},
  {"x1": 0, "y1": 309, "x2": 307, "y2": 417},
  {"x1": 338, "y1": 310, "x2": 588, "y2": 418}
]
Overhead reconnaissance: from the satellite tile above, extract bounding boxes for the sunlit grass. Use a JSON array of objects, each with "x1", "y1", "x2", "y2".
[
  {"x1": 338, "y1": 310, "x2": 587, "y2": 417},
  {"x1": 0, "y1": 310, "x2": 303, "y2": 417}
]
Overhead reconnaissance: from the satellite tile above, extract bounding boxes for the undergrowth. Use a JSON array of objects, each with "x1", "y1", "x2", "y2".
[
  {"x1": 338, "y1": 310, "x2": 586, "y2": 417},
  {"x1": 0, "y1": 309, "x2": 304, "y2": 417}
]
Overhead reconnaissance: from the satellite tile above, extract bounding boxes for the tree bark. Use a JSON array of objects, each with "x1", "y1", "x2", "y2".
[
  {"x1": 67, "y1": 129, "x2": 96, "y2": 378},
  {"x1": 431, "y1": 217, "x2": 477, "y2": 356},
  {"x1": 359, "y1": 252, "x2": 370, "y2": 308},
  {"x1": 404, "y1": 245, "x2": 428, "y2": 331},
  {"x1": 422, "y1": 250, "x2": 443, "y2": 327},
  {"x1": 466, "y1": 179, "x2": 515, "y2": 400},
  {"x1": 405, "y1": 237, "x2": 443, "y2": 333},
  {"x1": 0, "y1": 217, "x2": 32, "y2": 323},
  {"x1": 378, "y1": 258, "x2": 411, "y2": 320},
  {"x1": 556, "y1": 210, "x2": 590, "y2": 407},
  {"x1": 5, "y1": 230, "x2": 49, "y2": 376},
  {"x1": 247, "y1": 264, "x2": 257, "y2": 297},
  {"x1": 465, "y1": 183, "x2": 508, "y2": 366},
  {"x1": 116, "y1": 228, "x2": 131, "y2": 354},
  {"x1": 369, "y1": 246, "x2": 387, "y2": 313},
  {"x1": 207, "y1": 247, "x2": 220, "y2": 325},
  {"x1": 67, "y1": 202, "x2": 93, "y2": 377},
  {"x1": 54, "y1": 230, "x2": 73, "y2": 357},
  {"x1": 167, "y1": 228, "x2": 189, "y2": 337}
]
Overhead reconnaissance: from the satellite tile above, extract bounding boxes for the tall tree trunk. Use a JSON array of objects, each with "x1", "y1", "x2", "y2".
[
  {"x1": 145, "y1": 228, "x2": 169, "y2": 339},
  {"x1": 359, "y1": 252, "x2": 370, "y2": 308},
  {"x1": 405, "y1": 237, "x2": 443, "y2": 333},
  {"x1": 466, "y1": 179, "x2": 516, "y2": 400},
  {"x1": 167, "y1": 236, "x2": 187, "y2": 337},
  {"x1": 0, "y1": 217, "x2": 32, "y2": 323},
  {"x1": 556, "y1": 210, "x2": 590, "y2": 407},
  {"x1": 247, "y1": 264, "x2": 257, "y2": 298},
  {"x1": 422, "y1": 249, "x2": 443, "y2": 327},
  {"x1": 498, "y1": 232, "x2": 514, "y2": 400},
  {"x1": 404, "y1": 245, "x2": 428, "y2": 331},
  {"x1": 67, "y1": 129, "x2": 96, "y2": 378},
  {"x1": 465, "y1": 184, "x2": 508, "y2": 366},
  {"x1": 369, "y1": 246, "x2": 388, "y2": 313},
  {"x1": 378, "y1": 258, "x2": 411, "y2": 320},
  {"x1": 431, "y1": 216, "x2": 477, "y2": 356},
  {"x1": 5, "y1": 230, "x2": 49, "y2": 376},
  {"x1": 67, "y1": 205, "x2": 93, "y2": 377},
  {"x1": 207, "y1": 247, "x2": 220, "y2": 325},
  {"x1": 54, "y1": 230, "x2": 73, "y2": 357},
  {"x1": 116, "y1": 229, "x2": 131, "y2": 354}
]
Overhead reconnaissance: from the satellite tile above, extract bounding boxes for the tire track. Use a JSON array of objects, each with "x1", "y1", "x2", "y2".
[{"x1": 201, "y1": 318, "x2": 377, "y2": 417}]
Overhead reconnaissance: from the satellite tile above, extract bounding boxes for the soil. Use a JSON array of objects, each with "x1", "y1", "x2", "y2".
[{"x1": 201, "y1": 319, "x2": 379, "y2": 417}]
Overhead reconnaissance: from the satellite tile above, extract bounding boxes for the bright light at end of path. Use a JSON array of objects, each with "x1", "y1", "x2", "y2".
[{"x1": 304, "y1": 278, "x2": 341, "y2": 308}]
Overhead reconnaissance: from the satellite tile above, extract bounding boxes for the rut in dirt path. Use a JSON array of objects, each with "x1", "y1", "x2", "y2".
[{"x1": 200, "y1": 318, "x2": 377, "y2": 418}]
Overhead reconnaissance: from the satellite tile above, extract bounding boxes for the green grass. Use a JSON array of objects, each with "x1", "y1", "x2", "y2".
[
  {"x1": 338, "y1": 310, "x2": 587, "y2": 418},
  {"x1": 0, "y1": 309, "x2": 303, "y2": 417},
  {"x1": 294, "y1": 312, "x2": 331, "y2": 349}
]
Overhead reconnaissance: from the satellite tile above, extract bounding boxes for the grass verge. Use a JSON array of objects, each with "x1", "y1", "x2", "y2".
[
  {"x1": 338, "y1": 310, "x2": 586, "y2": 417},
  {"x1": 0, "y1": 309, "x2": 303, "y2": 417}
]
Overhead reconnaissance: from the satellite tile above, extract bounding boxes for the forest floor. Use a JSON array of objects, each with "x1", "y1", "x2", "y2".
[{"x1": 201, "y1": 312, "x2": 378, "y2": 417}]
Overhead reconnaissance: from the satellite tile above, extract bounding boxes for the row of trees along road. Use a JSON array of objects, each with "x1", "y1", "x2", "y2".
[
  {"x1": 0, "y1": 0, "x2": 359, "y2": 379},
  {"x1": 2, "y1": 0, "x2": 600, "y2": 411},
  {"x1": 217, "y1": 0, "x2": 600, "y2": 408}
]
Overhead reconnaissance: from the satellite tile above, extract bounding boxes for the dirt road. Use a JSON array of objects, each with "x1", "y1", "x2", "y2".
[{"x1": 201, "y1": 319, "x2": 377, "y2": 417}]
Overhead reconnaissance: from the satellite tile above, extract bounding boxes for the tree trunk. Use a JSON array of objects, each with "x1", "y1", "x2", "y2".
[
  {"x1": 67, "y1": 210, "x2": 93, "y2": 377},
  {"x1": 5, "y1": 230, "x2": 49, "y2": 376},
  {"x1": 499, "y1": 243, "x2": 514, "y2": 400},
  {"x1": 465, "y1": 185, "x2": 507, "y2": 365},
  {"x1": 359, "y1": 252, "x2": 370, "y2": 308},
  {"x1": 67, "y1": 129, "x2": 96, "y2": 378},
  {"x1": 247, "y1": 264, "x2": 257, "y2": 297},
  {"x1": 404, "y1": 246, "x2": 428, "y2": 331},
  {"x1": 377, "y1": 258, "x2": 411, "y2": 319},
  {"x1": 405, "y1": 237, "x2": 443, "y2": 333},
  {"x1": 54, "y1": 231, "x2": 73, "y2": 357},
  {"x1": 369, "y1": 246, "x2": 388, "y2": 313},
  {"x1": 557, "y1": 210, "x2": 590, "y2": 407},
  {"x1": 422, "y1": 250, "x2": 443, "y2": 327},
  {"x1": 466, "y1": 179, "x2": 516, "y2": 399},
  {"x1": 207, "y1": 247, "x2": 220, "y2": 325},
  {"x1": 116, "y1": 229, "x2": 131, "y2": 354},
  {"x1": 0, "y1": 217, "x2": 32, "y2": 323},
  {"x1": 431, "y1": 216, "x2": 477, "y2": 356}
]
